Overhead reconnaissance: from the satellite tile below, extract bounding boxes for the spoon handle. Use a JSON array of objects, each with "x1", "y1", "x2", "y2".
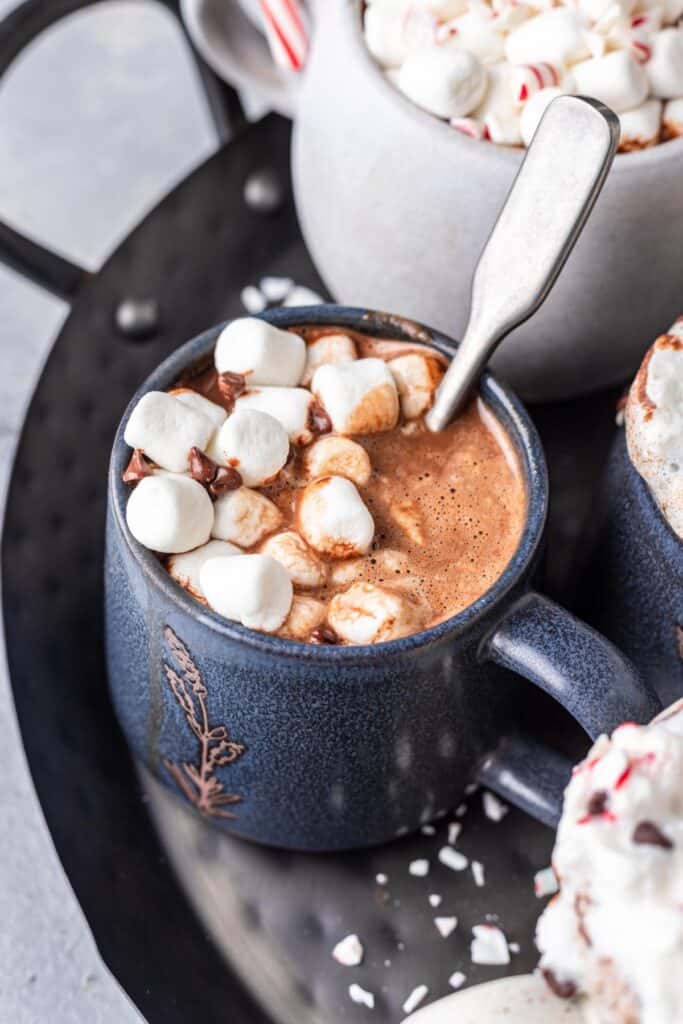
[{"x1": 425, "y1": 95, "x2": 619, "y2": 432}]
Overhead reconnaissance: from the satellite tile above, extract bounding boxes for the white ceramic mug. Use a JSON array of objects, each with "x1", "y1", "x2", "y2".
[{"x1": 183, "y1": 0, "x2": 683, "y2": 401}]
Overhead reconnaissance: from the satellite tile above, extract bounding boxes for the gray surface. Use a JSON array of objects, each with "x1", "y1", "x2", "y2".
[{"x1": 0, "y1": 3, "x2": 218, "y2": 1019}]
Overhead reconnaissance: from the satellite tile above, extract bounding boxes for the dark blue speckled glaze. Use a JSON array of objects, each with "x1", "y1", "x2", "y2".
[
  {"x1": 105, "y1": 307, "x2": 659, "y2": 850},
  {"x1": 583, "y1": 429, "x2": 683, "y2": 708}
]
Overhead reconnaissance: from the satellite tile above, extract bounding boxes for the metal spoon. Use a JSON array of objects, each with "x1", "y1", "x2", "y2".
[{"x1": 425, "y1": 95, "x2": 619, "y2": 432}]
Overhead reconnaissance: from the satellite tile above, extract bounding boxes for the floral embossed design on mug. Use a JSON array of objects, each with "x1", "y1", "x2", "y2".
[{"x1": 162, "y1": 626, "x2": 246, "y2": 819}]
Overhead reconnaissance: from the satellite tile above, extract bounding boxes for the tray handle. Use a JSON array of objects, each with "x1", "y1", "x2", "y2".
[{"x1": 0, "y1": 0, "x2": 245, "y2": 299}]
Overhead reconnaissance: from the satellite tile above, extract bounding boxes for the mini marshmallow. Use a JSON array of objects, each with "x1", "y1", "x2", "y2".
[
  {"x1": 297, "y1": 476, "x2": 374, "y2": 558},
  {"x1": 571, "y1": 50, "x2": 649, "y2": 112},
  {"x1": 277, "y1": 595, "x2": 327, "y2": 640},
  {"x1": 210, "y1": 408, "x2": 289, "y2": 486},
  {"x1": 663, "y1": 97, "x2": 683, "y2": 138},
  {"x1": 442, "y1": 12, "x2": 505, "y2": 64},
  {"x1": 474, "y1": 62, "x2": 523, "y2": 145},
  {"x1": 301, "y1": 333, "x2": 357, "y2": 387},
  {"x1": 312, "y1": 358, "x2": 399, "y2": 435},
  {"x1": 212, "y1": 486, "x2": 282, "y2": 547},
  {"x1": 235, "y1": 387, "x2": 316, "y2": 445},
  {"x1": 124, "y1": 391, "x2": 215, "y2": 473},
  {"x1": 364, "y1": 1, "x2": 437, "y2": 68},
  {"x1": 396, "y1": 45, "x2": 488, "y2": 119},
  {"x1": 260, "y1": 530, "x2": 327, "y2": 588},
  {"x1": 214, "y1": 317, "x2": 306, "y2": 386},
  {"x1": 303, "y1": 436, "x2": 372, "y2": 487},
  {"x1": 126, "y1": 474, "x2": 214, "y2": 554},
  {"x1": 618, "y1": 98, "x2": 662, "y2": 150},
  {"x1": 169, "y1": 388, "x2": 228, "y2": 432},
  {"x1": 328, "y1": 582, "x2": 428, "y2": 644},
  {"x1": 647, "y1": 28, "x2": 683, "y2": 99},
  {"x1": 520, "y1": 86, "x2": 564, "y2": 147},
  {"x1": 388, "y1": 352, "x2": 444, "y2": 419},
  {"x1": 505, "y1": 10, "x2": 591, "y2": 66},
  {"x1": 510, "y1": 61, "x2": 562, "y2": 105},
  {"x1": 200, "y1": 553, "x2": 293, "y2": 632},
  {"x1": 168, "y1": 539, "x2": 240, "y2": 598}
]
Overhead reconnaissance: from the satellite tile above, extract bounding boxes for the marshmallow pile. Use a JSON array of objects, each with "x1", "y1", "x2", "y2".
[
  {"x1": 122, "y1": 317, "x2": 445, "y2": 643},
  {"x1": 536, "y1": 700, "x2": 683, "y2": 1024},
  {"x1": 625, "y1": 315, "x2": 683, "y2": 537},
  {"x1": 364, "y1": 0, "x2": 683, "y2": 150}
]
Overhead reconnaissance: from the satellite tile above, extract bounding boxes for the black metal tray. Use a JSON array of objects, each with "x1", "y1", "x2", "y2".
[{"x1": 1, "y1": 103, "x2": 622, "y2": 1022}]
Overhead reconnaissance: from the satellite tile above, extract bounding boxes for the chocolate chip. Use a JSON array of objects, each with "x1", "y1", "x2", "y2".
[
  {"x1": 308, "y1": 400, "x2": 332, "y2": 436},
  {"x1": 189, "y1": 447, "x2": 217, "y2": 485},
  {"x1": 217, "y1": 371, "x2": 246, "y2": 410},
  {"x1": 310, "y1": 624, "x2": 339, "y2": 645},
  {"x1": 587, "y1": 790, "x2": 608, "y2": 816},
  {"x1": 633, "y1": 821, "x2": 673, "y2": 849},
  {"x1": 122, "y1": 449, "x2": 153, "y2": 484},
  {"x1": 542, "y1": 969, "x2": 577, "y2": 1000},
  {"x1": 174, "y1": 357, "x2": 215, "y2": 394},
  {"x1": 209, "y1": 465, "x2": 242, "y2": 498},
  {"x1": 189, "y1": 447, "x2": 242, "y2": 499}
]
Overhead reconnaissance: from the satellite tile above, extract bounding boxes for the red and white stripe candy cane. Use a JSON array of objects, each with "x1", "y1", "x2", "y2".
[
  {"x1": 259, "y1": 0, "x2": 309, "y2": 72},
  {"x1": 512, "y1": 62, "x2": 561, "y2": 105},
  {"x1": 450, "y1": 117, "x2": 485, "y2": 140}
]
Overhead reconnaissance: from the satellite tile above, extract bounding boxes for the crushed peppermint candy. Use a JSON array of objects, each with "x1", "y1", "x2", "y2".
[
  {"x1": 240, "y1": 284, "x2": 267, "y2": 314},
  {"x1": 332, "y1": 934, "x2": 364, "y2": 967},
  {"x1": 447, "y1": 822, "x2": 462, "y2": 845},
  {"x1": 435, "y1": 916, "x2": 458, "y2": 938},
  {"x1": 534, "y1": 866, "x2": 559, "y2": 898},
  {"x1": 409, "y1": 858, "x2": 430, "y2": 877},
  {"x1": 259, "y1": 275, "x2": 293, "y2": 302},
  {"x1": 428, "y1": 893, "x2": 442, "y2": 908},
  {"x1": 349, "y1": 983, "x2": 375, "y2": 1009},
  {"x1": 449, "y1": 971, "x2": 466, "y2": 990},
  {"x1": 283, "y1": 285, "x2": 324, "y2": 307},
  {"x1": 482, "y1": 791, "x2": 509, "y2": 822},
  {"x1": 402, "y1": 985, "x2": 429, "y2": 1015},
  {"x1": 471, "y1": 861, "x2": 486, "y2": 887},
  {"x1": 375, "y1": 873, "x2": 388, "y2": 885},
  {"x1": 438, "y1": 846, "x2": 469, "y2": 872},
  {"x1": 471, "y1": 924, "x2": 511, "y2": 966}
]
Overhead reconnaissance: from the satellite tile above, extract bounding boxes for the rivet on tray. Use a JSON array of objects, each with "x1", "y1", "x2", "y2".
[
  {"x1": 243, "y1": 168, "x2": 284, "y2": 214},
  {"x1": 115, "y1": 297, "x2": 160, "y2": 341}
]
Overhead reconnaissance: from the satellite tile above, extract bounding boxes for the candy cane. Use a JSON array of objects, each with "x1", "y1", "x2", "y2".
[
  {"x1": 450, "y1": 117, "x2": 485, "y2": 139},
  {"x1": 511, "y1": 62, "x2": 561, "y2": 105},
  {"x1": 259, "y1": 0, "x2": 309, "y2": 72}
]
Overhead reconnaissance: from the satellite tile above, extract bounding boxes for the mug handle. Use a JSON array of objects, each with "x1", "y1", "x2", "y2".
[
  {"x1": 180, "y1": 0, "x2": 307, "y2": 118},
  {"x1": 476, "y1": 592, "x2": 660, "y2": 827}
]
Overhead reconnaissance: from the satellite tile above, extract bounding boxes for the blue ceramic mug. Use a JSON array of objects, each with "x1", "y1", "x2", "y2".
[
  {"x1": 105, "y1": 307, "x2": 659, "y2": 851},
  {"x1": 582, "y1": 429, "x2": 683, "y2": 709}
]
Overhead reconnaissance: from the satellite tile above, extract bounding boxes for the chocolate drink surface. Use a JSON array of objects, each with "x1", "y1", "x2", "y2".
[{"x1": 131, "y1": 324, "x2": 526, "y2": 644}]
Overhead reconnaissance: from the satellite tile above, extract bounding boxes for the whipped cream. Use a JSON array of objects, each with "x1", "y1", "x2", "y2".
[
  {"x1": 536, "y1": 700, "x2": 683, "y2": 1024},
  {"x1": 625, "y1": 315, "x2": 683, "y2": 538}
]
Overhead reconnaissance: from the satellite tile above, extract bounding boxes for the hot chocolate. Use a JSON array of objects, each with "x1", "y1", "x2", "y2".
[{"x1": 122, "y1": 319, "x2": 526, "y2": 644}]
